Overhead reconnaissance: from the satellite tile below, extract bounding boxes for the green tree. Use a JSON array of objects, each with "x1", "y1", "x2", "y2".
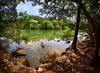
[{"x1": 31, "y1": 0, "x2": 100, "y2": 59}]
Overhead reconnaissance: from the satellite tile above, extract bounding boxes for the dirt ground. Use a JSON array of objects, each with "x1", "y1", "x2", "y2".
[{"x1": 0, "y1": 37, "x2": 100, "y2": 73}]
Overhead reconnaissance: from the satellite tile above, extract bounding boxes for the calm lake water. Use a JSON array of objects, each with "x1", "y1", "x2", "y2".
[{"x1": 6, "y1": 38, "x2": 72, "y2": 67}]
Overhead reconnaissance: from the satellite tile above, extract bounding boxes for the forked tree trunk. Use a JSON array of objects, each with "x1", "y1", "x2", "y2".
[
  {"x1": 81, "y1": 4, "x2": 99, "y2": 59},
  {"x1": 71, "y1": 1, "x2": 98, "y2": 59},
  {"x1": 71, "y1": 0, "x2": 82, "y2": 50}
]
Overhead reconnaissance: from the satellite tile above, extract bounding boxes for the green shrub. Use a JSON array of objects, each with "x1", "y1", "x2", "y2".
[{"x1": 47, "y1": 23, "x2": 54, "y2": 30}]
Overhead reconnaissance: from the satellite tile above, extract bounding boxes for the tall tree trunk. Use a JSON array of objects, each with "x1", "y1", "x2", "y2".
[
  {"x1": 81, "y1": 4, "x2": 96, "y2": 35},
  {"x1": 71, "y1": 0, "x2": 82, "y2": 51},
  {"x1": 81, "y1": 4, "x2": 99, "y2": 59}
]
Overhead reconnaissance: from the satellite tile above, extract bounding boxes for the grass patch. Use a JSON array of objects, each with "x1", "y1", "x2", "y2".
[{"x1": 20, "y1": 30, "x2": 64, "y2": 41}]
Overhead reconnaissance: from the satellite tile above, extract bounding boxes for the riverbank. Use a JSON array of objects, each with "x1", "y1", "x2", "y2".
[{"x1": 0, "y1": 37, "x2": 100, "y2": 73}]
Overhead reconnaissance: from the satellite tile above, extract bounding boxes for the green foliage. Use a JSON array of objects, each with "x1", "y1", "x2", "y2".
[
  {"x1": 0, "y1": 11, "x2": 77, "y2": 41},
  {"x1": 0, "y1": 0, "x2": 100, "y2": 40},
  {"x1": 15, "y1": 13, "x2": 74, "y2": 30},
  {"x1": 3, "y1": 23, "x2": 21, "y2": 41},
  {"x1": 0, "y1": 11, "x2": 75, "y2": 41},
  {"x1": 79, "y1": 21, "x2": 89, "y2": 33},
  {"x1": 61, "y1": 27, "x2": 74, "y2": 40},
  {"x1": 0, "y1": 11, "x2": 89, "y2": 41}
]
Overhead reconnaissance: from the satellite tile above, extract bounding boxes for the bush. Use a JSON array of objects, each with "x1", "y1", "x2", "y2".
[{"x1": 47, "y1": 23, "x2": 54, "y2": 30}]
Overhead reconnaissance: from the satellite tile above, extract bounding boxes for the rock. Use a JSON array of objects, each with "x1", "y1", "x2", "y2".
[
  {"x1": 2, "y1": 59, "x2": 9, "y2": 64},
  {"x1": 38, "y1": 63, "x2": 52, "y2": 73},
  {"x1": 0, "y1": 39, "x2": 9, "y2": 51},
  {"x1": 16, "y1": 49, "x2": 27, "y2": 55},
  {"x1": 11, "y1": 49, "x2": 26, "y2": 58}
]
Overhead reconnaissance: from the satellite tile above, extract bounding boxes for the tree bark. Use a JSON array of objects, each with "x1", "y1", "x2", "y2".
[
  {"x1": 81, "y1": 4, "x2": 99, "y2": 59},
  {"x1": 71, "y1": 0, "x2": 82, "y2": 50},
  {"x1": 81, "y1": 4, "x2": 96, "y2": 35}
]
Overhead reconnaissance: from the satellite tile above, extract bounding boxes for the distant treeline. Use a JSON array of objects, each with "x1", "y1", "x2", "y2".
[
  {"x1": 0, "y1": 13, "x2": 88, "y2": 41},
  {"x1": 17, "y1": 13, "x2": 74, "y2": 30}
]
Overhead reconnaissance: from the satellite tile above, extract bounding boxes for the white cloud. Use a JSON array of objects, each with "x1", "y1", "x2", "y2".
[{"x1": 16, "y1": 1, "x2": 41, "y2": 16}]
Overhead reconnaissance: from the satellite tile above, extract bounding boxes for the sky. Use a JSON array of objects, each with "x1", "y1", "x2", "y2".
[
  {"x1": 16, "y1": 1, "x2": 75, "y2": 20},
  {"x1": 16, "y1": 1, "x2": 42, "y2": 16}
]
